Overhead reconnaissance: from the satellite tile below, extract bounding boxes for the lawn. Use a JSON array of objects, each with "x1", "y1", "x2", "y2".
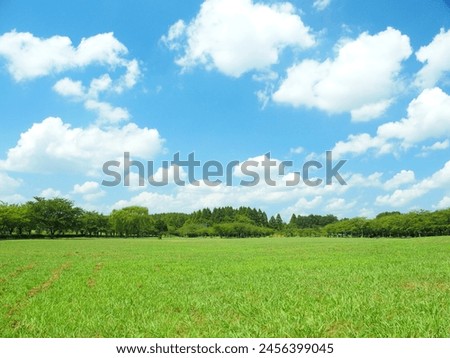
[{"x1": 0, "y1": 237, "x2": 449, "y2": 337}]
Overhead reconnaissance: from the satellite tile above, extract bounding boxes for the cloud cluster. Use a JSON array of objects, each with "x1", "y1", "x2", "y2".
[
  {"x1": 0, "y1": 31, "x2": 140, "y2": 125},
  {"x1": 376, "y1": 160, "x2": 450, "y2": 207},
  {"x1": 333, "y1": 87, "x2": 450, "y2": 157},
  {"x1": 0, "y1": 171, "x2": 23, "y2": 203},
  {"x1": 162, "y1": 0, "x2": 315, "y2": 77},
  {"x1": 0, "y1": 31, "x2": 138, "y2": 82},
  {"x1": 383, "y1": 170, "x2": 416, "y2": 191},
  {"x1": 111, "y1": 153, "x2": 380, "y2": 218},
  {"x1": 273, "y1": 27, "x2": 412, "y2": 121},
  {"x1": 0, "y1": 117, "x2": 164, "y2": 176},
  {"x1": 415, "y1": 29, "x2": 450, "y2": 88},
  {"x1": 54, "y1": 76, "x2": 131, "y2": 124},
  {"x1": 73, "y1": 181, "x2": 105, "y2": 202}
]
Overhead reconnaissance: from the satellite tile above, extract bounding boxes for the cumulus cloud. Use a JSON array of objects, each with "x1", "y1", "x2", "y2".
[
  {"x1": 0, "y1": 31, "x2": 140, "y2": 126},
  {"x1": 0, "y1": 171, "x2": 24, "y2": 203},
  {"x1": 376, "y1": 160, "x2": 450, "y2": 207},
  {"x1": 332, "y1": 87, "x2": 450, "y2": 157},
  {"x1": 346, "y1": 172, "x2": 383, "y2": 188},
  {"x1": 350, "y1": 100, "x2": 393, "y2": 122},
  {"x1": 111, "y1": 150, "x2": 358, "y2": 217},
  {"x1": 377, "y1": 87, "x2": 450, "y2": 146},
  {"x1": 421, "y1": 139, "x2": 450, "y2": 153},
  {"x1": 73, "y1": 181, "x2": 105, "y2": 201},
  {"x1": 0, "y1": 171, "x2": 22, "y2": 194},
  {"x1": 112, "y1": 182, "x2": 291, "y2": 214},
  {"x1": 415, "y1": 29, "x2": 450, "y2": 88},
  {"x1": 435, "y1": 196, "x2": 450, "y2": 210},
  {"x1": 84, "y1": 99, "x2": 130, "y2": 124},
  {"x1": 325, "y1": 198, "x2": 356, "y2": 213},
  {"x1": 0, "y1": 31, "x2": 138, "y2": 82},
  {"x1": 113, "y1": 183, "x2": 255, "y2": 214},
  {"x1": 232, "y1": 153, "x2": 287, "y2": 184},
  {"x1": 0, "y1": 117, "x2": 164, "y2": 176},
  {"x1": 273, "y1": 27, "x2": 412, "y2": 121},
  {"x1": 39, "y1": 188, "x2": 64, "y2": 199},
  {"x1": 125, "y1": 165, "x2": 189, "y2": 191},
  {"x1": 383, "y1": 170, "x2": 415, "y2": 191},
  {"x1": 332, "y1": 133, "x2": 392, "y2": 158},
  {"x1": 53, "y1": 77, "x2": 85, "y2": 97},
  {"x1": 53, "y1": 76, "x2": 131, "y2": 124},
  {"x1": 281, "y1": 196, "x2": 323, "y2": 217},
  {"x1": 115, "y1": 59, "x2": 141, "y2": 93},
  {"x1": 162, "y1": 0, "x2": 315, "y2": 77}
]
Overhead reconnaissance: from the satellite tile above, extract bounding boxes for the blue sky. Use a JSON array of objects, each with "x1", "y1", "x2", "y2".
[{"x1": 1, "y1": 0, "x2": 450, "y2": 219}]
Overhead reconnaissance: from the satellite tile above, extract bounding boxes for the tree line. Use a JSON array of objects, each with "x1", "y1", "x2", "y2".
[{"x1": 0, "y1": 197, "x2": 449, "y2": 239}]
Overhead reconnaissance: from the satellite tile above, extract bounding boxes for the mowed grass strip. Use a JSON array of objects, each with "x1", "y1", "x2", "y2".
[{"x1": 0, "y1": 237, "x2": 449, "y2": 337}]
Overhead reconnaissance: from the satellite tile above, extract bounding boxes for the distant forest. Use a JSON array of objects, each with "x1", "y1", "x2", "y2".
[{"x1": 1, "y1": 197, "x2": 450, "y2": 239}]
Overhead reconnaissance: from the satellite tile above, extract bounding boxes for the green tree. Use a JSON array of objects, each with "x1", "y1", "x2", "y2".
[
  {"x1": 110, "y1": 206, "x2": 150, "y2": 237},
  {"x1": 27, "y1": 197, "x2": 80, "y2": 237}
]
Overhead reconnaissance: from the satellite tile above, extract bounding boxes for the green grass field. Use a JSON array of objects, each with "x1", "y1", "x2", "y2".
[{"x1": 0, "y1": 237, "x2": 449, "y2": 338}]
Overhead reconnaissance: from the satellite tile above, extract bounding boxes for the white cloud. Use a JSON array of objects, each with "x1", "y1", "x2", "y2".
[
  {"x1": 435, "y1": 196, "x2": 450, "y2": 210},
  {"x1": 53, "y1": 77, "x2": 85, "y2": 97},
  {"x1": 376, "y1": 160, "x2": 450, "y2": 207},
  {"x1": 0, "y1": 194, "x2": 25, "y2": 204},
  {"x1": 332, "y1": 133, "x2": 392, "y2": 158},
  {"x1": 273, "y1": 27, "x2": 412, "y2": 120},
  {"x1": 112, "y1": 183, "x2": 288, "y2": 214},
  {"x1": 112, "y1": 151, "x2": 354, "y2": 217},
  {"x1": 73, "y1": 181, "x2": 100, "y2": 194},
  {"x1": 124, "y1": 172, "x2": 148, "y2": 191},
  {"x1": 332, "y1": 87, "x2": 450, "y2": 157},
  {"x1": 115, "y1": 59, "x2": 141, "y2": 93},
  {"x1": 125, "y1": 165, "x2": 189, "y2": 191},
  {"x1": 73, "y1": 181, "x2": 105, "y2": 201},
  {"x1": 84, "y1": 99, "x2": 130, "y2": 124},
  {"x1": 375, "y1": 188, "x2": 425, "y2": 208},
  {"x1": 1, "y1": 30, "x2": 140, "y2": 124},
  {"x1": 256, "y1": 88, "x2": 272, "y2": 109},
  {"x1": 151, "y1": 165, "x2": 188, "y2": 184},
  {"x1": 161, "y1": 20, "x2": 186, "y2": 50},
  {"x1": 358, "y1": 207, "x2": 376, "y2": 218},
  {"x1": 282, "y1": 196, "x2": 323, "y2": 217},
  {"x1": 53, "y1": 76, "x2": 130, "y2": 124},
  {"x1": 422, "y1": 139, "x2": 450, "y2": 152},
  {"x1": 87, "y1": 74, "x2": 113, "y2": 97},
  {"x1": 0, "y1": 171, "x2": 23, "y2": 203},
  {"x1": 252, "y1": 70, "x2": 279, "y2": 83},
  {"x1": 113, "y1": 183, "x2": 249, "y2": 214},
  {"x1": 162, "y1": 0, "x2": 315, "y2": 77},
  {"x1": 313, "y1": 0, "x2": 331, "y2": 11},
  {"x1": 290, "y1": 146, "x2": 304, "y2": 155},
  {"x1": 325, "y1": 198, "x2": 355, "y2": 213},
  {"x1": 39, "y1": 188, "x2": 64, "y2": 199},
  {"x1": 377, "y1": 87, "x2": 450, "y2": 146},
  {"x1": 350, "y1": 99, "x2": 392, "y2": 122},
  {"x1": 384, "y1": 170, "x2": 415, "y2": 190},
  {"x1": 0, "y1": 31, "x2": 135, "y2": 81},
  {"x1": 415, "y1": 29, "x2": 450, "y2": 88},
  {"x1": 346, "y1": 172, "x2": 383, "y2": 188},
  {"x1": 0, "y1": 117, "x2": 164, "y2": 176},
  {"x1": 232, "y1": 153, "x2": 286, "y2": 183},
  {"x1": 0, "y1": 171, "x2": 22, "y2": 193}
]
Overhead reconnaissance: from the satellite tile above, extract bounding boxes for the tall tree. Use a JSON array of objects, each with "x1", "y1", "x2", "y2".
[{"x1": 27, "y1": 197, "x2": 80, "y2": 237}]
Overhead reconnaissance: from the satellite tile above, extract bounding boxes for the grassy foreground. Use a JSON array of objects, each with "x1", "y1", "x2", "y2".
[{"x1": 0, "y1": 237, "x2": 449, "y2": 338}]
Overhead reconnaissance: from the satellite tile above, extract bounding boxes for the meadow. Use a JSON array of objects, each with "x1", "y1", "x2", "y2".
[{"x1": 0, "y1": 237, "x2": 449, "y2": 338}]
